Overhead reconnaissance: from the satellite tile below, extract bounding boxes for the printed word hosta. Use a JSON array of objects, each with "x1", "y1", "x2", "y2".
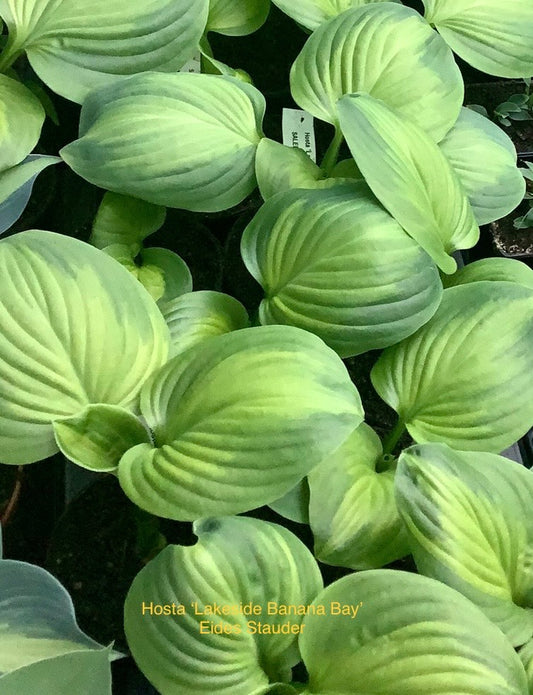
[{"x1": 1, "y1": 0, "x2": 533, "y2": 694}]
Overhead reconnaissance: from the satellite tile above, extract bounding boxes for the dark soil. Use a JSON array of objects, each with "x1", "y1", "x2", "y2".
[
  {"x1": 0, "y1": 455, "x2": 64, "y2": 565},
  {"x1": 491, "y1": 208, "x2": 533, "y2": 258}
]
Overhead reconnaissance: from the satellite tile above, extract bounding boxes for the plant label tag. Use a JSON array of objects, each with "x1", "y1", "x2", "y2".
[
  {"x1": 180, "y1": 51, "x2": 202, "y2": 74},
  {"x1": 282, "y1": 108, "x2": 317, "y2": 162}
]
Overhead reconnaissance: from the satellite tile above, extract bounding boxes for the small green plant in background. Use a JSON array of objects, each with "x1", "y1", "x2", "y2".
[{"x1": 495, "y1": 78, "x2": 533, "y2": 126}]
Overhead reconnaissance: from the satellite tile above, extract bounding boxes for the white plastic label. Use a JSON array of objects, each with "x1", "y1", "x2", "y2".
[
  {"x1": 180, "y1": 50, "x2": 202, "y2": 74},
  {"x1": 282, "y1": 108, "x2": 317, "y2": 162}
]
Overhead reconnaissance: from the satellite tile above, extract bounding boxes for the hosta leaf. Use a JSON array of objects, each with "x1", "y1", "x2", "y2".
[
  {"x1": 0, "y1": 0, "x2": 210, "y2": 103},
  {"x1": 371, "y1": 282, "x2": 533, "y2": 452},
  {"x1": 53, "y1": 404, "x2": 151, "y2": 472},
  {"x1": 0, "y1": 230, "x2": 169, "y2": 465},
  {"x1": 338, "y1": 94, "x2": 479, "y2": 274},
  {"x1": 309, "y1": 423, "x2": 409, "y2": 569},
  {"x1": 255, "y1": 138, "x2": 323, "y2": 201},
  {"x1": 0, "y1": 74, "x2": 44, "y2": 170},
  {"x1": 199, "y1": 36, "x2": 253, "y2": 82},
  {"x1": 0, "y1": 650, "x2": 112, "y2": 695},
  {"x1": 61, "y1": 73, "x2": 265, "y2": 213},
  {"x1": 253, "y1": 686, "x2": 298, "y2": 695},
  {"x1": 396, "y1": 443, "x2": 533, "y2": 646},
  {"x1": 103, "y1": 243, "x2": 166, "y2": 302},
  {"x1": 443, "y1": 258, "x2": 533, "y2": 290},
  {"x1": 423, "y1": 0, "x2": 533, "y2": 78},
  {"x1": 241, "y1": 184, "x2": 442, "y2": 358},
  {"x1": 519, "y1": 640, "x2": 533, "y2": 691},
  {"x1": 269, "y1": 479, "x2": 310, "y2": 524},
  {"x1": 330, "y1": 158, "x2": 362, "y2": 180},
  {"x1": 162, "y1": 290, "x2": 249, "y2": 355},
  {"x1": 117, "y1": 325, "x2": 363, "y2": 520},
  {"x1": 207, "y1": 0, "x2": 270, "y2": 36},
  {"x1": 299, "y1": 570, "x2": 528, "y2": 694},
  {"x1": 0, "y1": 560, "x2": 108, "y2": 673},
  {"x1": 124, "y1": 516, "x2": 323, "y2": 694},
  {"x1": 140, "y1": 248, "x2": 193, "y2": 308},
  {"x1": 104, "y1": 244, "x2": 192, "y2": 305},
  {"x1": 271, "y1": 0, "x2": 401, "y2": 32},
  {"x1": 290, "y1": 3, "x2": 463, "y2": 141},
  {"x1": 440, "y1": 107, "x2": 525, "y2": 226},
  {"x1": 90, "y1": 192, "x2": 166, "y2": 253},
  {"x1": 0, "y1": 155, "x2": 60, "y2": 235}
]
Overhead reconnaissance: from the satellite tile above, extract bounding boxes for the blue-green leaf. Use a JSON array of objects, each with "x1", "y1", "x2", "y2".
[
  {"x1": 299, "y1": 570, "x2": 528, "y2": 694},
  {"x1": 0, "y1": 74, "x2": 44, "y2": 170},
  {"x1": 338, "y1": 93, "x2": 479, "y2": 274},
  {"x1": 61, "y1": 73, "x2": 265, "y2": 212},
  {"x1": 117, "y1": 325, "x2": 363, "y2": 520},
  {"x1": 0, "y1": 0, "x2": 210, "y2": 103},
  {"x1": 290, "y1": 3, "x2": 463, "y2": 141},
  {"x1": 272, "y1": 0, "x2": 401, "y2": 32},
  {"x1": 207, "y1": 0, "x2": 270, "y2": 35},
  {"x1": 241, "y1": 183, "x2": 442, "y2": 357},
  {"x1": 0, "y1": 155, "x2": 60, "y2": 235},
  {"x1": 309, "y1": 423, "x2": 409, "y2": 569},
  {"x1": 423, "y1": 0, "x2": 533, "y2": 78},
  {"x1": 439, "y1": 107, "x2": 525, "y2": 226},
  {"x1": 371, "y1": 282, "x2": 533, "y2": 452},
  {"x1": 396, "y1": 443, "x2": 533, "y2": 646},
  {"x1": 124, "y1": 516, "x2": 322, "y2": 694},
  {"x1": 0, "y1": 230, "x2": 169, "y2": 464},
  {"x1": 162, "y1": 290, "x2": 249, "y2": 355}
]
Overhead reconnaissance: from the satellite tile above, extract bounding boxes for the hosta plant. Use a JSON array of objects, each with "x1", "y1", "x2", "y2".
[{"x1": 1, "y1": 0, "x2": 533, "y2": 693}]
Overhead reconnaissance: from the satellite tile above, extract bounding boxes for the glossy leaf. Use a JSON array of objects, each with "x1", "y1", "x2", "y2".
[
  {"x1": 0, "y1": 0, "x2": 210, "y2": 103},
  {"x1": 61, "y1": 73, "x2": 265, "y2": 212},
  {"x1": 90, "y1": 192, "x2": 166, "y2": 253},
  {"x1": 396, "y1": 443, "x2": 533, "y2": 646},
  {"x1": 371, "y1": 282, "x2": 533, "y2": 452},
  {"x1": 339, "y1": 94, "x2": 478, "y2": 274},
  {"x1": 300, "y1": 570, "x2": 528, "y2": 694},
  {"x1": 423, "y1": 0, "x2": 533, "y2": 78},
  {"x1": 117, "y1": 325, "x2": 363, "y2": 520},
  {"x1": 207, "y1": 0, "x2": 270, "y2": 35},
  {"x1": 440, "y1": 107, "x2": 525, "y2": 226},
  {"x1": 0, "y1": 155, "x2": 60, "y2": 235},
  {"x1": 0, "y1": 74, "x2": 44, "y2": 170},
  {"x1": 162, "y1": 290, "x2": 249, "y2": 355},
  {"x1": 271, "y1": 0, "x2": 401, "y2": 32},
  {"x1": 53, "y1": 404, "x2": 151, "y2": 472},
  {"x1": 309, "y1": 423, "x2": 409, "y2": 569},
  {"x1": 241, "y1": 184, "x2": 442, "y2": 357},
  {"x1": 0, "y1": 230, "x2": 169, "y2": 464},
  {"x1": 290, "y1": 3, "x2": 463, "y2": 141},
  {"x1": 124, "y1": 516, "x2": 323, "y2": 694},
  {"x1": 443, "y1": 258, "x2": 533, "y2": 290}
]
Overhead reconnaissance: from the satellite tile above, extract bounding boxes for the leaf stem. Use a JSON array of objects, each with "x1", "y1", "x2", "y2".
[
  {"x1": 1, "y1": 466, "x2": 24, "y2": 527},
  {"x1": 0, "y1": 42, "x2": 23, "y2": 73},
  {"x1": 382, "y1": 418, "x2": 406, "y2": 456},
  {"x1": 320, "y1": 127, "x2": 344, "y2": 176}
]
